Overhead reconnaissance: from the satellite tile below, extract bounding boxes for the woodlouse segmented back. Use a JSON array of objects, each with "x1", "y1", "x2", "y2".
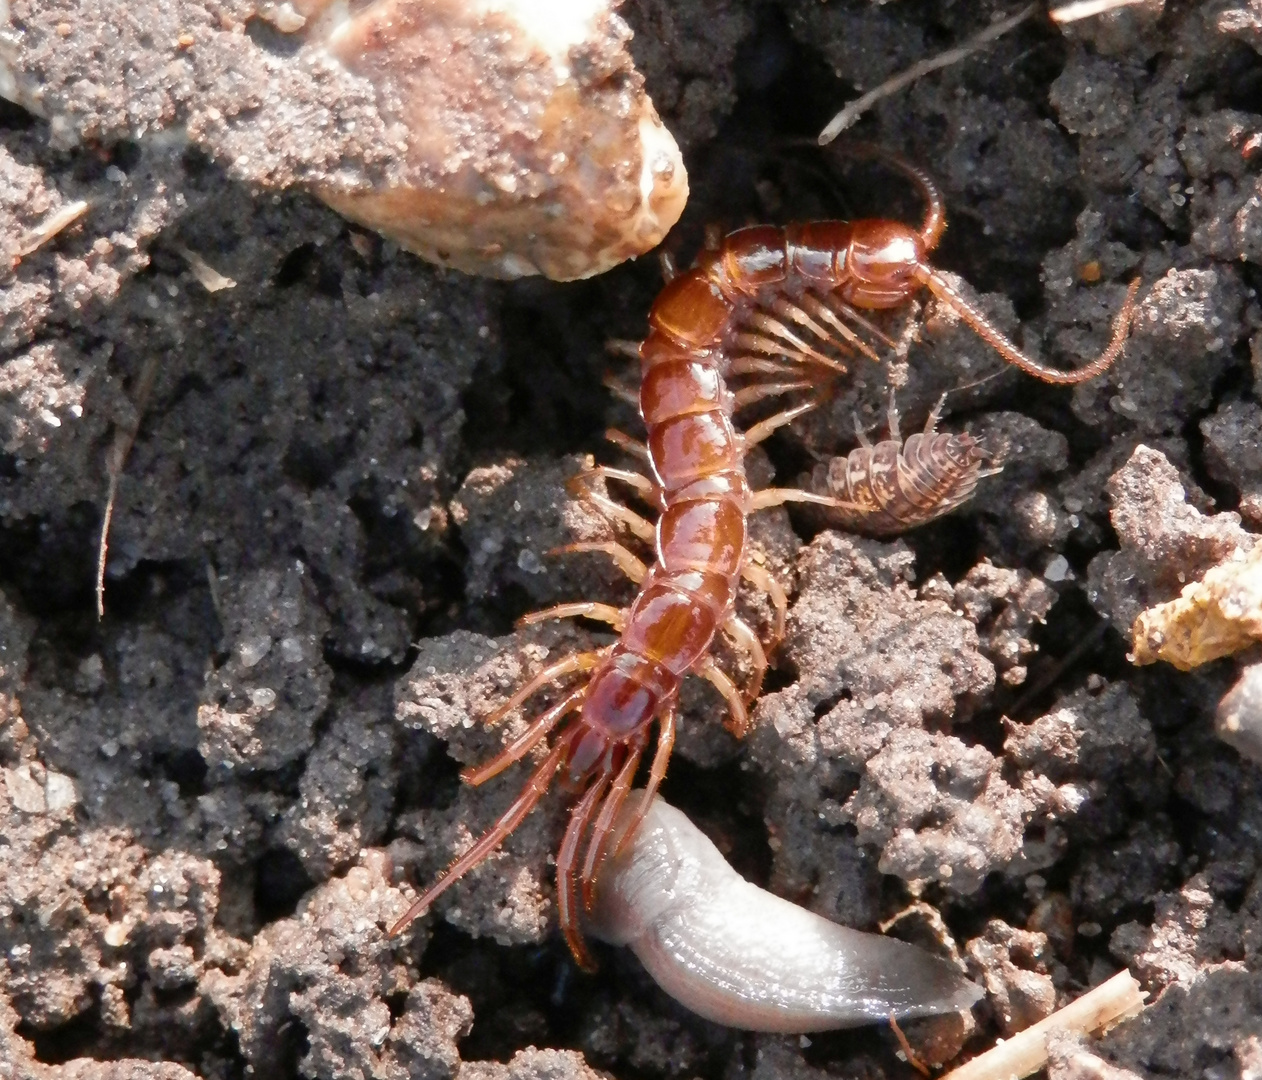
[{"x1": 809, "y1": 396, "x2": 996, "y2": 537}]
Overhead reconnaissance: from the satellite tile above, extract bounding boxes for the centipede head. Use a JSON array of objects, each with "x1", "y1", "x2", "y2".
[{"x1": 840, "y1": 219, "x2": 927, "y2": 309}]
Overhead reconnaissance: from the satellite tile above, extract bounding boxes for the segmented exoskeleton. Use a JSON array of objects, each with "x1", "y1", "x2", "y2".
[
  {"x1": 389, "y1": 151, "x2": 1140, "y2": 966},
  {"x1": 809, "y1": 395, "x2": 995, "y2": 537}
]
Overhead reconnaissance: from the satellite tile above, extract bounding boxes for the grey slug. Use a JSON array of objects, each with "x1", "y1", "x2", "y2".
[{"x1": 587, "y1": 796, "x2": 983, "y2": 1032}]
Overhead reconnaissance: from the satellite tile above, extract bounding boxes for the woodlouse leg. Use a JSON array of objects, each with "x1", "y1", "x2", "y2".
[
  {"x1": 518, "y1": 602, "x2": 626, "y2": 632},
  {"x1": 741, "y1": 561, "x2": 788, "y2": 647},
  {"x1": 557, "y1": 764, "x2": 615, "y2": 970},
  {"x1": 723, "y1": 614, "x2": 768, "y2": 702},
  {"x1": 574, "y1": 464, "x2": 659, "y2": 504},
  {"x1": 605, "y1": 428, "x2": 652, "y2": 464},
  {"x1": 388, "y1": 730, "x2": 575, "y2": 938},
  {"x1": 699, "y1": 657, "x2": 749, "y2": 737},
  {"x1": 743, "y1": 400, "x2": 818, "y2": 447},
  {"x1": 914, "y1": 267, "x2": 1141, "y2": 385},
  {"x1": 549, "y1": 541, "x2": 649, "y2": 584},
  {"x1": 581, "y1": 491, "x2": 657, "y2": 543},
  {"x1": 462, "y1": 685, "x2": 588, "y2": 786},
  {"x1": 616, "y1": 707, "x2": 678, "y2": 858},
  {"x1": 579, "y1": 734, "x2": 647, "y2": 909},
  {"x1": 483, "y1": 650, "x2": 606, "y2": 727}
]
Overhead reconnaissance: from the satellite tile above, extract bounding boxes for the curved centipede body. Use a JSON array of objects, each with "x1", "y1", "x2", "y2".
[{"x1": 389, "y1": 150, "x2": 1141, "y2": 968}]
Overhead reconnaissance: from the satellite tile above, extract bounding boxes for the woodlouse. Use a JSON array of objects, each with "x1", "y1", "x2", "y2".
[
  {"x1": 809, "y1": 395, "x2": 996, "y2": 537},
  {"x1": 390, "y1": 151, "x2": 1140, "y2": 966}
]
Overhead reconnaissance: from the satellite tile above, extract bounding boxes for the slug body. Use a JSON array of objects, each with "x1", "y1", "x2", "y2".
[{"x1": 588, "y1": 797, "x2": 983, "y2": 1031}]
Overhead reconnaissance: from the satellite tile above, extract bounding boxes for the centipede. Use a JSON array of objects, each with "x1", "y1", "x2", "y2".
[{"x1": 389, "y1": 150, "x2": 1141, "y2": 967}]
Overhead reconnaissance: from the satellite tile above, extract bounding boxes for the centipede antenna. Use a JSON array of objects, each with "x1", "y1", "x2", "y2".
[
  {"x1": 915, "y1": 267, "x2": 1141, "y2": 385},
  {"x1": 388, "y1": 731, "x2": 574, "y2": 938}
]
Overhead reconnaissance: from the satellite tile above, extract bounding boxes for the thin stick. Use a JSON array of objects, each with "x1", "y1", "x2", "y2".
[
  {"x1": 889, "y1": 1014, "x2": 931, "y2": 1077},
  {"x1": 819, "y1": 5, "x2": 1038, "y2": 144},
  {"x1": 13, "y1": 199, "x2": 90, "y2": 263},
  {"x1": 97, "y1": 352, "x2": 161, "y2": 619},
  {"x1": 940, "y1": 970, "x2": 1146, "y2": 1080},
  {"x1": 1050, "y1": 0, "x2": 1147, "y2": 23}
]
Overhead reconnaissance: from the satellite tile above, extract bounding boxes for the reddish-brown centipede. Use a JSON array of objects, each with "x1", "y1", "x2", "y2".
[{"x1": 389, "y1": 152, "x2": 1140, "y2": 966}]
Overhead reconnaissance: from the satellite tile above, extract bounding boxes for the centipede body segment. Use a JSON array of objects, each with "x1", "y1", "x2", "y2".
[{"x1": 389, "y1": 150, "x2": 1141, "y2": 966}]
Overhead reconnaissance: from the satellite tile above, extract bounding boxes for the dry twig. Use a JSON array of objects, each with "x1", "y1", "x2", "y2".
[
  {"x1": 11, "y1": 199, "x2": 90, "y2": 266},
  {"x1": 940, "y1": 970, "x2": 1146, "y2": 1080},
  {"x1": 818, "y1": 6, "x2": 1038, "y2": 144},
  {"x1": 1049, "y1": 0, "x2": 1148, "y2": 24}
]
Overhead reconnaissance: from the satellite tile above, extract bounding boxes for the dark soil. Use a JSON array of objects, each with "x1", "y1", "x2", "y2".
[{"x1": 1, "y1": 1, "x2": 1260, "y2": 1078}]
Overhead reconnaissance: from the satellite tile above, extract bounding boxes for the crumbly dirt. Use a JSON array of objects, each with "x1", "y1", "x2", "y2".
[{"x1": 1, "y1": 1, "x2": 1261, "y2": 1078}]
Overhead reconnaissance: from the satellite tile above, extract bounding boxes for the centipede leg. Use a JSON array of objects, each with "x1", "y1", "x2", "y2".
[
  {"x1": 579, "y1": 734, "x2": 647, "y2": 908},
  {"x1": 518, "y1": 602, "x2": 626, "y2": 631},
  {"x1": 462, "y1": 686, "x2": 588, "y2": 786},
  {"x1": 699, "y1": 657, "x2": 749, "y2": 738},
  {"x1": 732, "y1": 381, "x2": 814, "y2": 409},
  {"x1": 549, "y1": 541, "x2": 649, "y2": 584},
  {"x1": 582, "y1": 492, "x2": 657, "y2": 543},
  {"x1": 722, "y1": 614, "x2": 768, "y2": 703},
  {"x1": 605, "y1": 428, "x2": 651, "y2": 464},
  {"x1": 574, "y1": 464, "x2": 660, "y2": 504},
  {"x1": 389, "y1": 731, "x2": 574, "y2": 937},
  {"x1": 483, "y1": 650, "x2": 606, "y2": 727},
  {"x1": 743, "y1": 401, "x2": 819, "y2": 448},
  {"x1": 557, "y1": 766, "x2": 615, "y2": 970},
  {"x1": 741, "y1": 561, "x2": 788, "y2": 647},
  {"x1": 616, "y1": 707, "x2": 677, "y2": 858},
  {"x1": 601, "y1": 374, "x2": 641, "y2": 408},
  {"x1": 749, "y1": 487, "x2": 862, "y2": 512}
]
